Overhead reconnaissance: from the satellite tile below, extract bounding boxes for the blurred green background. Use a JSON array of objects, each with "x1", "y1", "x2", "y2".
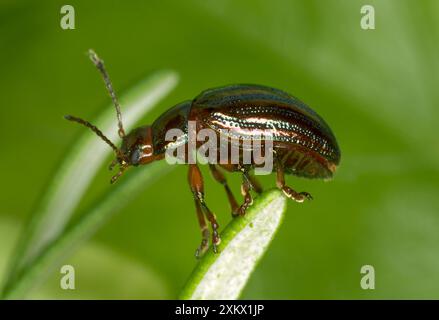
[{"x1": 1, "y1": 0, "x2": 439, "y2": 299}]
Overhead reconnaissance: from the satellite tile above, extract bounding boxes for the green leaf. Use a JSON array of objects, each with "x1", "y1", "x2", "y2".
[
  {"x1": 2, "y1": 70, "x2": 178, "y2": 297},
  {"x1": 179, "y1": 189, "x2": 286, "y2": 300},
  {"x1": 2, "y1": 162, "x2": 172, "y2": 299}
]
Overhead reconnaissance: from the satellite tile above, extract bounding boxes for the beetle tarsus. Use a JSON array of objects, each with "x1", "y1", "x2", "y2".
[
  {"x1": 281, "y1": 187, "x2": 313, "y2": 203},
  {"x1": 237, "y1": 172, "x2": 254, "y2": 216},
  {"x1": 201, "y1": 202, "x2": 221, "y2": 253},
  {"x1": 189, "y1": 164, "x2": 222, "y2": 255},
  {"x1": 276, "y1": 159, "x2": 313, "y2": 202},
  {"x1": 300, "y1": 191, "x2": 313, "y2": 201},
  {"x1": 195, "y1": 228, "x2": 210, "y2": 258},
  {"x1": 193, "y1": 198, "x2": 210, "y2": 258},
  {"x1": 212, "y1": 229, "x2": 221, "y2": 254}
]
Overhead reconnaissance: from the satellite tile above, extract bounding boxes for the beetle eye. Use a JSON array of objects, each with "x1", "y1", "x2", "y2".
[{"x1": 131, "y1": 148, "x2": 141, "y2": 166}]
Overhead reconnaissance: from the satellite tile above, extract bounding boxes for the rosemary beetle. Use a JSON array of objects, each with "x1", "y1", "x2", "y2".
[{"x1": 65, "y1": 50, "x2": 341, "y2": 257}]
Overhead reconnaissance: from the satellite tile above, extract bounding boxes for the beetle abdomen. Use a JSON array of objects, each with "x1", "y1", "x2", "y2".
[{"x1": 191, "y1": 84, "x2": 341, "y2": 178}]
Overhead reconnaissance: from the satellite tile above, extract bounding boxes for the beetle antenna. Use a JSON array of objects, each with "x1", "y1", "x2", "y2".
[
  {"x1": 88, "y1": 49, "x2": 126, "y2": 138},
  {"x1": 64, "y1": 115, "x2": 126, "y2": 161}
]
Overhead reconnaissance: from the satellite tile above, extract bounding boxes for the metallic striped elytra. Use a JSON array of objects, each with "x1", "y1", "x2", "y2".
[
  {"x1": 151, "y1": 84, "x2": 341, "y2": 179},
  {"x1": 190, "y1": 84, "x2": 341, "y2": 179},
  {"x1": 66, "y1": 51, "x2": 341, "y2": 256}
]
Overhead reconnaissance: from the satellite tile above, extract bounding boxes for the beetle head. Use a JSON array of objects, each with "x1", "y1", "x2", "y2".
[
  {"x1": 118, "y1": 125, "x2": 157, "y2": 167},
  {"x1": 111, "y1": 126, "x2": 160, "y2": 183},
  {"x1": 65, "y1": 50, "x2": 159, "y2": 184},
  {"x1": 64, "y1": 115, "x2": 158, "y2": 183}
]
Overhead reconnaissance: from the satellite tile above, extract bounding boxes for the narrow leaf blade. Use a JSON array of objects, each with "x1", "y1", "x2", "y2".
[
  {"x1": 2, "y1": 162, "x2": 172, "y2": 299},
  {"x1": 180, "y1": 189, "x2": 286, "y2": 300},
  {"x1": 5, "y1": 70, "x2": 178, "y2": 284}
]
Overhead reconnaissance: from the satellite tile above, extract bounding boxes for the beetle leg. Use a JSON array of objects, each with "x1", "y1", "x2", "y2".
[
  {"x1": 245, "y1": 172, "x2": 263, "y2": 194},
  {"x1": 237, "y1": 173, "x2": 253, "y2": 216},
  {"x1": 209, "y1": 164, "x2": 239, "y2": 217},
  {"x1": 236, "y1": 170, "x2": 263, "y2": 216},
  {"x1": 198, "y1": 195, "x2": 221, "y2": 253},
  {"x1": 193, "y1": 198, "x2": 210, "y2": 258},
  {"x1": 276, "y1": 160, "x2": 313, "y2": 202},
  {"x1": 188, "y1": 164, "x2": 221, "y2": 254}
]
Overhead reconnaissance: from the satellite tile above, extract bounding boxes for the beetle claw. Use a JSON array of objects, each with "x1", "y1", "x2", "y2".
[
  {"x1": 300, "y1": 192, "x2": 313, "y2": 201},
  {"x1": 212, "y1": 237, "x2": 221, "y2": 254},
  {"x1": 195, "y1": 242, "x2": 209, "y2": 259},
  {"x1": 211, "y1": 225, "x2": 221, "y2": 254}
]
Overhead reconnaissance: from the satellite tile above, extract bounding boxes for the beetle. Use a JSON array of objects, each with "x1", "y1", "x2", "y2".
[{"x1": 65, "y1": 50, "x2": 341, "y2": 257}]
